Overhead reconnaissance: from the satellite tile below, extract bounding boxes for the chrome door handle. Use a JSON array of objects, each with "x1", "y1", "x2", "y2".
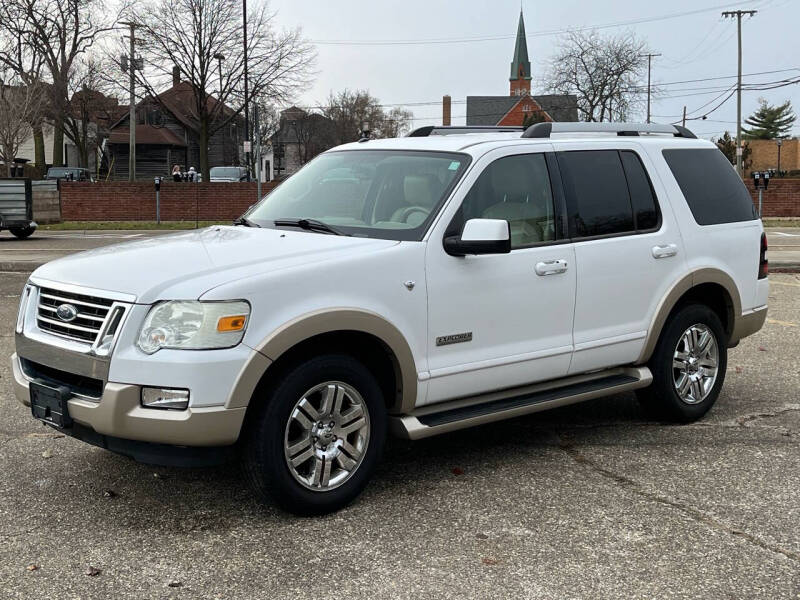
[
  {"x1": 535, "y1": 259, "x2": 568, "y2": 276},
  {"x1": 652, "y1": 244, "x2": 678, "y2": 259}
]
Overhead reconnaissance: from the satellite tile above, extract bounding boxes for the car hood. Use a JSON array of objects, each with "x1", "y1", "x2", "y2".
[{"x1": 31, "y1": 226, "x2": 399, "y2": 303}]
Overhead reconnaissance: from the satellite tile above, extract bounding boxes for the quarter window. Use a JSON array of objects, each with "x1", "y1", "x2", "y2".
[
  {"x1": 456, "y1": 153, "x2": 556, "y2": 249},
  {"x1": 662, "y1": 148, "x2": 757, "y2": 225}
]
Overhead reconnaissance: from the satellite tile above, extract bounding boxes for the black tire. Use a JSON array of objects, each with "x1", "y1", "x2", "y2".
[
  {"x1": 10, "y1": 226, "x2": 35, "y2": 239},
  {"x1": 242, "y1": 354, "x2": 387, "y2": 516},
  {"x1": 636, "y1": 303, "x2": 728, "y2": 423}
]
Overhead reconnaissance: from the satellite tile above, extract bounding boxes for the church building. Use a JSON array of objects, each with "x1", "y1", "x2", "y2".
[{"x1": 465, "y1": 11, "x2": 577, "y2": 126}]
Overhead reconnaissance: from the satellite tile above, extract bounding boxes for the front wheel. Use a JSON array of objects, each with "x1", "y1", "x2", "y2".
[
  {"x1": 637, "y1": 304, "x2": 728, "y2": 422},
  {"x1": 242, "y1": 354, "x2": 387, "y2": 515},
  {"x1": 10, "y1": 225, "x2": 35, "y2": 239}
]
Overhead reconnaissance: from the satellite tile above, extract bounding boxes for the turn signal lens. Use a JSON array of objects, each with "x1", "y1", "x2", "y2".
[{"x1": 217, "y1": 315, "x2": 247, "y2": 332}]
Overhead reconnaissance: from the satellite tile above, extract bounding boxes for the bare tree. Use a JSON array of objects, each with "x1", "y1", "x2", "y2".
[
  {"x1": 0, "y1": 10, "x2": 48, "y2": 176},
  {"x1": 323, "y1": 89, "x2": 412, "y2": 144},
  {"x1": 130, "y1": 0, "x2": 314, "y2": 180},
  {"x1": 0, "y1": 0, "x2": 118, "y2": 167},
  {"x1": 64, "y1": 56, "x2": 119, "y2": 170},
  {"x1": 544, "y1": 30, "x2": 650, "y2": 122},
  {"x1": 0, "y1": 76, "x2": 45, "y2": 176}
]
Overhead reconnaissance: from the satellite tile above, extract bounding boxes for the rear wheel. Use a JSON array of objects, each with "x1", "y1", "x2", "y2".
[
  {"x1": 10, "y1": 225, "x2": 35, "y2": 239},
  {"x1": 637, "y1": 304, "x2": 727, "y2": 422},
  {"x1": 242, "y1": 354, "x2": 386, "y2": 515}
]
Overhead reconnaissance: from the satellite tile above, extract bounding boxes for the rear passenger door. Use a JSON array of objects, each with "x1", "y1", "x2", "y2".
[{"x1": 555, "y1": 144, "x2": 688, "y2": 374}]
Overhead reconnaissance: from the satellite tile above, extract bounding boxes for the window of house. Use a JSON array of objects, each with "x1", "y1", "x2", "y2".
[{"x1": 454, "y1": 153, "x2": 556, "y2": 249}]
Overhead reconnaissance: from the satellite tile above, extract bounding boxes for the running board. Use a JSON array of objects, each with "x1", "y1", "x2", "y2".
[{"x1": 390, "y1": 366, "x2": 652, "y2": 440}]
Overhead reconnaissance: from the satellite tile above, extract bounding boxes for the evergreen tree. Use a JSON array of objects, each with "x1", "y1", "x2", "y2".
[
  {"x1": 742, "y1": 99, "x2": 796, "y2": 139},
  {"x1": 716, "y1": 131, "x2": 752, "y2": 171}
]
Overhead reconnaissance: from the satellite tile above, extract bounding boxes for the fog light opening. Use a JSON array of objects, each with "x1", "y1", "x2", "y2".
[{"x1": 141, "y1": 387, "x2": 189, "y2": 410}]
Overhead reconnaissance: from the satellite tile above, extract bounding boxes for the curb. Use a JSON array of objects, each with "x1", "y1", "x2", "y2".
[{"x1": 0, "y1": 262, "x2": 44, "y2": 273}]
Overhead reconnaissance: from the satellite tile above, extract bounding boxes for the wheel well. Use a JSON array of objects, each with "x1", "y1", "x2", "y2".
[
  {"x1": 247, "y1": 330, "x2": 401, "y2": 415},
  {"x1": 671, "y1": 283, "x2": 734, "y2": 338}
]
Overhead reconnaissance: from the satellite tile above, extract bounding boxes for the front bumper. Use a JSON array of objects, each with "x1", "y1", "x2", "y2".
[{"x1": 12, "y1": 352, "x2": 247, "y2": 448}]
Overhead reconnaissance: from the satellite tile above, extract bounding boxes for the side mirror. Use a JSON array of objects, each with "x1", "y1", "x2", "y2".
[{"x1": 443, "y1": 218, "x2": 511, "y2": 256}]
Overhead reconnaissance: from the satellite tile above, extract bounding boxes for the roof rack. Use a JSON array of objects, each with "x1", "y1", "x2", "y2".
[
  {"x1": 521, "y1": 122, "x2": 696, "y2": 139},
  {"x1": 407, "y1": 125, "x2": 525, "y2": 137}
]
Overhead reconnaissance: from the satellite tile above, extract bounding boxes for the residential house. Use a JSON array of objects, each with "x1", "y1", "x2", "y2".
[
  {"x1": 107, "y1": 68, "x2": 244, "y2": 180},
  {"x1": 264, "y1": 107, "x2": 335, "y2": 180}
]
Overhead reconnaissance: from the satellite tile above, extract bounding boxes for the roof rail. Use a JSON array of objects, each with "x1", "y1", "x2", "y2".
[
  {"x1": 521, "y1": 122, "x2": 696, "y2": 139},
  {"x1": 407, "y1": 125, "x2": 525, "y2": 137}
]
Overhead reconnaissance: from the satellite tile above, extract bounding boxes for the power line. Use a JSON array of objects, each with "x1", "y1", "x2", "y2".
[
  {"x1": 309, "y1": 1, "x2": 757, "y2": 46},
  {"x1": 722, "y1": 8, "x2": 758, "y2": 176}
]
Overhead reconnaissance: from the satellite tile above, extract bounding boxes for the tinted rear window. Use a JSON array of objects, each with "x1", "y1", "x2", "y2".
[
  {"x1": 662, "y1": 148, "x2": 757, "y2": 225},
  {"x1": 557, "y1": 150, "x2": 634, "y2": 237}
]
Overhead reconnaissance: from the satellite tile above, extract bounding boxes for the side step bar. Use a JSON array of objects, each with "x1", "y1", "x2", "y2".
[{"x1": 390, "y1": 366, "x2": 652, "y2": 440}]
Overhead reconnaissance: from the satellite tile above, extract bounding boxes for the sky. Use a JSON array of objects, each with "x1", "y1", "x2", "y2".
[{"x1": 268, "y1": 0, "x2": 799, "y2": 140}]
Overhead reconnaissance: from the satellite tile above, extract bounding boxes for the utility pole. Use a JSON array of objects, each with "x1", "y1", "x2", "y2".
[
  {"x1": 722, "y1": 9, "x2": 757, "y2": 177},
  {"x1": 682, "y1": 106, "x2": 687, "y2": 128},
  {"x1": 242, "y1": 0, "x2": 250, "y2": 181},
  {"x1": 641, "y1": 52, "x2": 661, "y2": 124},
  {"x1": 120, "y1": 21, "x2": 139, "y2": 182}
]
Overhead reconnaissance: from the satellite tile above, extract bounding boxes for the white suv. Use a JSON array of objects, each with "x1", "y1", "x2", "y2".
[{"x1": 11, "y1": 122, "x2": 768, "y2": 515}]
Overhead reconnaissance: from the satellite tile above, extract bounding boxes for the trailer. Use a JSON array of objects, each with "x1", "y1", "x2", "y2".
[{"x1": 0, "y1": 178, "x2": 37, "y2": 239}]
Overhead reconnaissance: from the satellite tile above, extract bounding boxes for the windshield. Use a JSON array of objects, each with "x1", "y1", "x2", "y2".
[
  {"x1": 210, "y1": 167, "x2": 242, "y2": 178},
  {"x1": 245, "y1": 150, "x2": 470, "y2": 240}
]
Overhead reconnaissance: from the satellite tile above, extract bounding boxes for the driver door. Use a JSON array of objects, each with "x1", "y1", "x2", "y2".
[{"x1": 423, "y1": 146, "x2": 576, "y2": 406}]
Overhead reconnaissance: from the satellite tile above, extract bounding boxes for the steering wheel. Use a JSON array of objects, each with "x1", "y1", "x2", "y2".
[{"x1": 392, "y1": 205, "x2": 430, "y2": 225}]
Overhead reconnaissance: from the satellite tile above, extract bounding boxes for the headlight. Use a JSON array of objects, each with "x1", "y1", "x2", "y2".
[{"x1": 137, "y1": 300, "x2": 250, "y2": 354}]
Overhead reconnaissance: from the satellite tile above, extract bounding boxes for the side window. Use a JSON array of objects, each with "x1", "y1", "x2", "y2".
[
  {"x1": 662, "y1": 148, "x2": 757, "y2": 225},
  {"x1": 457, "y1": 153, "x2": 556, "y2": 249},
  {"x1": 557, "y1": 150, "x2": 634, "y2": 238},
  {"x1": 620, "y1": 151, "x2": 660, "y2": 230}
]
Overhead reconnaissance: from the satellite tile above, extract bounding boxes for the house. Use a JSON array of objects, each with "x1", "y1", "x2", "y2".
[
  {"x1": 4, "y1": 83, "x2": 120, "y2": 176},
  {"x1": 107, "y1": 68, "x2": 244, "y2": 179},
  {"x1": 264, "y1": 107, "x2": 335, "y2": 180},
  {"x1": 464, "y1": 11, "x2": 578, "y2": 126}
]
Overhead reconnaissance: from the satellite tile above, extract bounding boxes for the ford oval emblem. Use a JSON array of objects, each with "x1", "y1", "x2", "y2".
[{"x1": 55, "y1": 303, "x2": 78, "y2": 322}]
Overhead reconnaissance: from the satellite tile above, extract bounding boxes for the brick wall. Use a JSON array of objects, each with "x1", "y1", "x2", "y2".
[
  {"x1": 745, "y1": 178, "x2": 800, "y2": 217},
  {"x1": 747, "y1": 139, "x2": 800, "y2": 174},
  {"x1": 60, "y1": 181, "x2": 279, "y2": 221}
]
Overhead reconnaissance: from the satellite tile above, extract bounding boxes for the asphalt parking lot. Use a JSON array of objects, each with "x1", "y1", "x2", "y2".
[{"x1": 1, "y1": 248, "x2": 799, "y2": 598}]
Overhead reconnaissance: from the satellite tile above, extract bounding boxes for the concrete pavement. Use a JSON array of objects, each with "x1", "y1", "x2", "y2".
[{"x1": 0, "y1": 258, "x2": 799, "y2": 597}]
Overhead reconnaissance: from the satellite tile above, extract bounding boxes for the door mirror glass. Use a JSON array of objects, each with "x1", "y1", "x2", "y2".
[{"x1": 444, "y1": 218, "x2": 511, "y2": 256}]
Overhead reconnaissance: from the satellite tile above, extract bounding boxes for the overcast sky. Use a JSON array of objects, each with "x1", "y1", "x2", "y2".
[{"x1": 268, "y1": 0, "x2": 798, "y2": 140}]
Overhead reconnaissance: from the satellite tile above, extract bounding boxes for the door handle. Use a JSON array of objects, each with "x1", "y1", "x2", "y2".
[
  {"x1": 535, "y1": 259, "x2": 568, "y2": 276},
  {"x1": 652, "y1": 244, "x2": 678, "y2": 259}
]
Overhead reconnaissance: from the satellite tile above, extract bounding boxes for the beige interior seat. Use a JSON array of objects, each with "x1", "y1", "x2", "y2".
[{"x1": 480, "y1": 158, "x2": 546, "y2": 246}]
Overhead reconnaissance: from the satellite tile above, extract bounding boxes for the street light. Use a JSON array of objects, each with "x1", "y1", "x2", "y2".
[
  {"x1": 776, "y1": 138, "x2": 783, "y2": 176},
  {"x1": 213, "y1": 52, "x2": 225, "y2": 99}
]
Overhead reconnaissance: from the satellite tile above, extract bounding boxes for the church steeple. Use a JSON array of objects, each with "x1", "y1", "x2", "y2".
[{"x1": 509, "y1": 10, "x2": 532, "y2": 96}]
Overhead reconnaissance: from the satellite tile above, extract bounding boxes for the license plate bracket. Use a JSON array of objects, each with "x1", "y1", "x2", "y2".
[{"x1": 30, "y1": 381, "x2": 73, "y2": 428}]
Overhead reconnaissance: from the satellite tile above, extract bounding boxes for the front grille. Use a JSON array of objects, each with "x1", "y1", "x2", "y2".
[
  {"x1": 37, "y1": 287, "x2": 114, "y2": 344},
  {"x1": 20, "y1": 358, "x2": 104, "y2": 399}
]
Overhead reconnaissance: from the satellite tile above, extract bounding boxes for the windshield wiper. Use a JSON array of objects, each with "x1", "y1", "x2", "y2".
[
  {"x1": 272, "y1": 218, "x2": 348, "y2": 236},
  {"x1": 233, "y1": 216, "x2": 259, "y2": 227}
]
